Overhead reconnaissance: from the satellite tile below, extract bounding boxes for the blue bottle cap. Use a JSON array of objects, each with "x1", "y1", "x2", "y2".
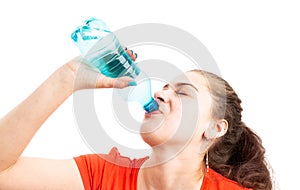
[{"x1": 143, "y1": 98, "x2": 159, "y2": 113}]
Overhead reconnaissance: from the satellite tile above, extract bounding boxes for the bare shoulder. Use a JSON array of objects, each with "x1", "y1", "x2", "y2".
[{"x1": 0, "y1": 157, "x2": 84, "y2": 190}]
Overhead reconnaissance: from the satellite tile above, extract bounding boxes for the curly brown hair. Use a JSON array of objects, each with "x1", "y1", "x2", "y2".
[{"x1": 192, "y1": 70, "x2": 272, "y2": 190}]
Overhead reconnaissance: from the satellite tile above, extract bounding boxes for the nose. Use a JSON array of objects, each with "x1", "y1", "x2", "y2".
[{"x1": 154, "y1": 89, "x2": 171, "y2": 103}]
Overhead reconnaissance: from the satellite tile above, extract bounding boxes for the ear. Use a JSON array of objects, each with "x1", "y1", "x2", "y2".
[
  {"x1": 204, "y1": 119, "x2": 228, "y2": 139},
  {"x1": 215, "y1": 119, "x2": 228, "y2": 137}
]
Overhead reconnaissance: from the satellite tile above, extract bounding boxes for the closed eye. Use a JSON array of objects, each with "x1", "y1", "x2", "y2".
[
  {"x1": 175, "y1": 90, "x2": 188, "y2": 96},
  {"x1": 163, "y1": 83, "x2": 194, "y2": 96}
]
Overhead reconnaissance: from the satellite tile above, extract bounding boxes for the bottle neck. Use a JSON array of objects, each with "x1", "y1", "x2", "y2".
[{"x1": 143, "y1": 98, "x2": 159, "y2": 113}]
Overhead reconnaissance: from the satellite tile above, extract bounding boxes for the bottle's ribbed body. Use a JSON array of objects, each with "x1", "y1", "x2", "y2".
[{"x1": 72, "y1": 25, "x2": 140, "y2": 78}]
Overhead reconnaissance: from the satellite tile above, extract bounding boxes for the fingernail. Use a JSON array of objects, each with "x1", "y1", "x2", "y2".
[
  {"x1": 130, "y1": 50, "x2": 134, "y2": 54},
  {"x1": 124, "y1": 47, "x2": 128, "y2": 50},
  {"x1": 128, "y1": 81, "x2": 137, "y2": 86},
  {"x1": 134, "y1": 53, "x2": 138, "y2": 59}
]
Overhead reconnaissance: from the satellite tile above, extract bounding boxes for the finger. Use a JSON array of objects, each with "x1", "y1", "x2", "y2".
[
  {"x1": 113, "y1": 76, "x2": 136, "y2": 89},
  {"x1": 96, "y1": 75, "x2": 135, "y2": 89},
  {"x1": 125, "y1": 49, "x2": 138, "y2": 61}
]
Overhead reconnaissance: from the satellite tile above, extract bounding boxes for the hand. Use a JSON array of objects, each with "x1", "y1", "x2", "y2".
[{"x1": 65, "y1": 49, "x2": 138, "y2": 92}]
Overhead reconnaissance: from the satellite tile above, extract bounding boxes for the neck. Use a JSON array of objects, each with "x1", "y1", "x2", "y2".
[{"x1": 138, "y1": 146, "x2": 205, "y2": 190}]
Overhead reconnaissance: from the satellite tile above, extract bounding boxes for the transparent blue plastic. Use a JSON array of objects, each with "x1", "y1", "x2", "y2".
[
  {"x1": 71, "y1": 18, "x2": 158, "y2": 113},
  {"x1": 125, "y1": 73, "x2": 158, "y2": 113}
]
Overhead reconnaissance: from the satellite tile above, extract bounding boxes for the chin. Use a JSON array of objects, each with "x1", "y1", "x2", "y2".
[
  {"x1": 140, "y1": 133, "x2": 163, "y2": 147},
  {"x1": 140, "y1": 123, "x2": 180, "y2": 148},
  {"x1": 140, "y1": 116, "x2": 164, "y2": 134},
  {"x1": 139, "y1": 119, "x2": 166, "y2": 147}
]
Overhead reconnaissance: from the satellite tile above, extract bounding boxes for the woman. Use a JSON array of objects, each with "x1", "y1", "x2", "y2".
[{"x1": 0, "y1": 50, "x2": 272, "y2": 190}]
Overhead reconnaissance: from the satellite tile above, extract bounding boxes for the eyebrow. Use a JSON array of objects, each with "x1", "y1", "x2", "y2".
[{"x1": 163, "y1": 82, "x2": 199, "y2": 92}]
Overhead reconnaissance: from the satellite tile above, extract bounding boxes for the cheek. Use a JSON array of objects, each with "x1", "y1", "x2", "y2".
[
  {"x1": 180, "y1": 99, "x2": 199, "y2": 123},
  {"x1": 196, "y1": 94, "x2": 213, "y2": 124},
  {"x1": 164, "y1": 99, "x2": 184, "y2": 130},
  {"x1": 153, "y1": 99, "x2": 200, "y2": 143},
  {"x1": 176, "y1": 97, "x2": 212, "y2": 140}
]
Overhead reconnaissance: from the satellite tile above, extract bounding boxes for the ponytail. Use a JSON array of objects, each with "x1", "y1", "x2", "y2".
[{"x1": 208, "y1": 123, "x2": 272, "y2": 190}]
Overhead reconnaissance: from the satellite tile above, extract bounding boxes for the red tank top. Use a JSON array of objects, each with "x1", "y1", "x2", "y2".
[{"x1": 74, "y1": 147, "x2": 251, "y2": 190}]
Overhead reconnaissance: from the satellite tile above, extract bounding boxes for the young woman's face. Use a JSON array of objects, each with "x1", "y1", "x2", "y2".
[{"x1": 140, "y1": 71, "x2": 214, "y2": 148}]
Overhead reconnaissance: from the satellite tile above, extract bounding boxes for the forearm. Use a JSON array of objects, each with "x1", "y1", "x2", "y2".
[{"x1": 0, "y1": 64, "x2": 75, "y2": 171}]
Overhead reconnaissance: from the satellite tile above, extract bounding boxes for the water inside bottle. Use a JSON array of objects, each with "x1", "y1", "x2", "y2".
[{"x1": 72, "y1": 24, "x2": 140, "y2": 78}]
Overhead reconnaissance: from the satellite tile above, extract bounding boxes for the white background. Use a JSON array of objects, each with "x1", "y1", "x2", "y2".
[{"x1": 0, "y1": 0, "x2": 299, "y2": 189}]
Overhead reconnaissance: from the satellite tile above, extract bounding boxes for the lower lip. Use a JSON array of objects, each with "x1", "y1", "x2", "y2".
[
  {"x1": 144, "y1": 111, "x2": 162, "y2": 118},
  {"x1": 150, "y1": 110, "x2": 161, "y2": 114}
]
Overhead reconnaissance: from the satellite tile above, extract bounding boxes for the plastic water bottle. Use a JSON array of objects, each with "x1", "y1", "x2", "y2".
[{"x1": 71, "y1": 18, "x2": 158, "y2": 113}]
